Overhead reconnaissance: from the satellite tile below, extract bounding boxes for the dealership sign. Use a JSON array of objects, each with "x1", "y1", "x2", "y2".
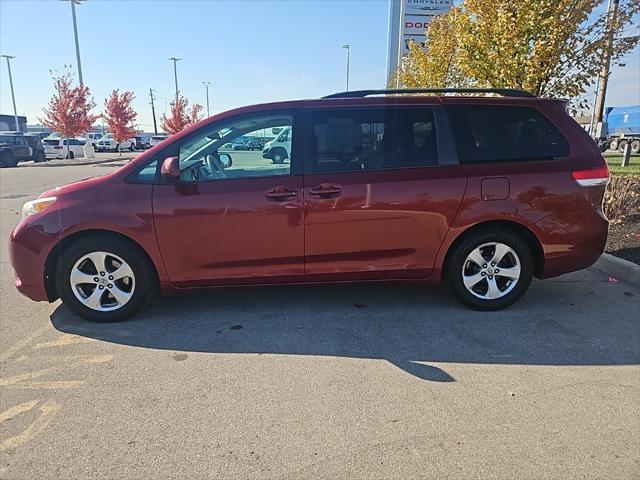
[{"x1": 386, "y1": 0, "x2": 451, "y2": 81}]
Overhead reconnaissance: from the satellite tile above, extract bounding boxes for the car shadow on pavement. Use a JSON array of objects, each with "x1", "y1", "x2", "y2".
[{"x1": 50, "y1": 277, "x2": 640, "y2": 382}]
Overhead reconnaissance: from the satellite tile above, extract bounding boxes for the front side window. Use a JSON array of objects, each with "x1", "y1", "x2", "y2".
[
  {"x1": 177, "y1": 112, "x2": 294, "y2": 183},
  {"x1": 446, "y1": 105, "x2": 570, "y2": 163},
  {"x1": 311, "y1": 108, "x2": 438, "y2": 173}
]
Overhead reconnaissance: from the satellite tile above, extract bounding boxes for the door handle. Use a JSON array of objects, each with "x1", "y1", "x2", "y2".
[
  {"x1": 265, "y1": 186, "x2": 298, "y2": 200},
  {"x1": 309, "y1": 183, "x2": 342, "y2": 197}
]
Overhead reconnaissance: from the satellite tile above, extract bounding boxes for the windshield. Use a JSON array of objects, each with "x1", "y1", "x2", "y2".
[
  {"x1": 43, "y1": 139, "x2": 60, "y2": 145},
  {"x1": 103, "y1": 134, "x2": 114, "y2": 139}
]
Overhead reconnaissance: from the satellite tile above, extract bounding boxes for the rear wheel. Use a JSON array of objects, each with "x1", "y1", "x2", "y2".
[
  {"x1": 67, "y1": 151, "x2": 75, "y2": 160},
  {"x1": 630, "y1": 139, "x2": 640, "y2": 154},
  {"x1": 446, "y1": 229, "x2": 533, "y2": 311},
  {"x1": 129, "y1": 143, "x2": 135, "y2": 152},
  {"x1": 618, "y1": 139, "x2": 628, "y2": 153},
  {"x1": 55, "y1": 235, "x2": 156, "y2": 322},
  {"x1": 34, "y1": 151, "x2": 46, "y2": 163}
]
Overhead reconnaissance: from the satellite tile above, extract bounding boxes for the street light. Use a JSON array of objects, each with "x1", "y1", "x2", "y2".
[
  {"x1": 61, "y1": 0, "x2": 84, "y2": 85},
  {"x1": 203, "y1": 82, "x2": 211, "y2": 117},
  {"x1": 341, "y1": 44, "x2": 350, "y2": 91},
  {"x1": 1, "y1": 55, "x2": 20, "y2": 131},
  {"x1": 168, "y1": 57, "x2": 182, "y2": 103}
]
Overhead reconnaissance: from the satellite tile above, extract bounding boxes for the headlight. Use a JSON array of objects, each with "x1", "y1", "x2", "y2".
[{"x1": 22, "y1": 197, "x2": 56, "y2": 220}]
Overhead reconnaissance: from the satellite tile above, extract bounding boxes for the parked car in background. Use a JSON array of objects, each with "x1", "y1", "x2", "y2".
[
  {"x1": 86, "y1": 132, "x2": 103, "y2": 147},
  {"x1": 262, "y1": 126, "x2": 291, "y2": 164},
  {"x1": 232, "y1": 137, "x2": 249, "y2": 150},
  {"x1": 134, "y1": 136, "x2": 148, "y2": 150},
  {"x1": 95, "y1": 133, "x2": 135, "y2": 152},
  {"x1": 0, "y1": 132, "x2": 47, "y2": 166},
  {"x1": 9, "y1": 88, "x2": 610, "y2": 322},
  {"x1": 149, "y1": 135, "x2": 168, "y2": 147},
  {"x1": 42, "y1": 137, "x2": 85, "y2": 160}
]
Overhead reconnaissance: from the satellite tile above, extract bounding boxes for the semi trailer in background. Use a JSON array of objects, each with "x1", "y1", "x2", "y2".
[{"x1": 598, "y1": 105, "x2": 640, "y2": 153}]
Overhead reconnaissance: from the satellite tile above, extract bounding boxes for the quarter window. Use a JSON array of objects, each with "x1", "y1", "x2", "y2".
[
  {"x1": 311, "y1": 108, "x2": 438, "y2": 173},
  {"x1": 446, "y1": 105, "x2": 569, "y2": 163}
]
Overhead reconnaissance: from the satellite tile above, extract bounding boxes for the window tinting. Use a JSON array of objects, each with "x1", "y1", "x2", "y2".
[
  {"x1": 446, "y1": 105, "x2": 569, "y2": 163},
  {"x1": 311, "y1": 108, "x2": 437, "y2": 173}
]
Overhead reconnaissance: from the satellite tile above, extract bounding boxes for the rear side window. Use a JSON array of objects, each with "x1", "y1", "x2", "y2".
[
  {"x1": 446, "y1": 105, "x2": 569, "y2": 163},
  {"x1": 311, "y1": 107, "x2": 438, "y2": 173}
]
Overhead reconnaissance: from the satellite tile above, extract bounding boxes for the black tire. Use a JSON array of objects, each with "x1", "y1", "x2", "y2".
[
  {"x1": 446, "y1": 228, "x2": 534, "y2": 311},
  {"x1": 630, "y1": 140, "x2": 640, "y2": 154},
  {"x1": 55, "y1": 235, "x2": 157, "y2": 322},
  {"x1": 618, "y1": 140, "x2": 628, "y2": 153},
  {"x1": 271, "y1": 148, "x2": 287, "y2": 164},
  {"x1": 34, "y1": 151, "x2": 46, "y2": 163},
  {"x1": 129, "y1": 143, "x2": 135, "y2": 152},
  {"x1": 1, "y1": 151, "x2": 18, "y2": 167},
  {"x1": 67, "y1": 151, "x2": 75, "y2": 160},
  {"x1": 608, "y1": 139, "x2": 619, "y2": 151}
]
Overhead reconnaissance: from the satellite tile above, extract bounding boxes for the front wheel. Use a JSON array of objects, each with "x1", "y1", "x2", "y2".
[
  {"x1": 446, "y1": 229, "x2": 533, "y2": 311},
  {"x1": 1, "y1": 151, "x2": 18, "y2": 167},
  {"x1": 271, "y1": 148, "x2": 287, "y2": 164},
  {"x1": 55, "y1": 235, "x2": 156, "y2": 322},
  {"x1": 129, "y1": 143, "x2": 135, "y2": 152},
  {"x1": 34, "y1": 151, "x2": 46, "y2": 163},
  {"x1": 608, "y1": 139, "x2": 619, "y2": 151},
  {"x1": 67, "y1": 151, "x2": 75, "y2": 160}
]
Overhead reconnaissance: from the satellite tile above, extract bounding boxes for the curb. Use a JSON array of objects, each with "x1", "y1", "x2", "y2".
[
  {"x1": 591, "y1": 253, "x2": 640, "y2": 287},
  {"x1": 23, "y1": 156, "x2": 135, "y2": 168}
]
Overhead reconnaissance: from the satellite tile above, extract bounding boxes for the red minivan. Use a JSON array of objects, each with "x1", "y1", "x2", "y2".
[{"x1": 9, "y1": 89, "x2": 610, "y2": 322}]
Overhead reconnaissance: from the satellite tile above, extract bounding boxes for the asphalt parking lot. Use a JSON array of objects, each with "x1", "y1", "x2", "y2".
[{"x1": 0, "y1": 162, "x2": 639, "y2": 480}]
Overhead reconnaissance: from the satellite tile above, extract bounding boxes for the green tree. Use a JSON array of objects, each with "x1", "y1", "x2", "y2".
[{"x1": 397, "y1": 0, "x2": 639, "y2": 108}]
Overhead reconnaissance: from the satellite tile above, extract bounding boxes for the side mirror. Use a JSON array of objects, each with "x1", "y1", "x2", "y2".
[
  {"x1": 161, "y1": 156, "x2": 180, "y2": 181},
  {"x1": 218, "y1": 153, "x2": 233, "y2": 169}
]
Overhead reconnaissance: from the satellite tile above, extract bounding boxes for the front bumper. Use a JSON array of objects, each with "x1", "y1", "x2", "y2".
[{"x1": 9, "y1": 220, "x2": 57, "y2": 302}]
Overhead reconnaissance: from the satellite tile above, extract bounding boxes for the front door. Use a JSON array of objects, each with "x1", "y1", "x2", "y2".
[
  {"x1": 153, "y1": 109, "x2": 304, "y2": 287},
  {"x1": 303, "y1": 105, "x2": 467, "y2": 281}
]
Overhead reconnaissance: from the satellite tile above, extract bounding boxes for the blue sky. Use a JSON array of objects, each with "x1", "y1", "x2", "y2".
[{"x1": 0, "y1": 0, "x2": 638, "y2": 132}]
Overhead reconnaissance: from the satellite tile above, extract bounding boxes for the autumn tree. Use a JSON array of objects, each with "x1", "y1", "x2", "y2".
[
  {"x1": 40, "y1": 69, "x2": 98, "y2": 158},
  {"x1": 160, "y1": 92, "x2": 203, "y2": 135},
  {"x1": 397, "y1": 0, "x2": 640, "y2": 109},
  {"x1": 103, "y1": 90, "x2": 138, "y2": 155}
]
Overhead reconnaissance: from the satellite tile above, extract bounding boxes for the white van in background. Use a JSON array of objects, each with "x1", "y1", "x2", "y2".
[{"x1": 262, "y1": 126, "x2": 291, "y2": 164}]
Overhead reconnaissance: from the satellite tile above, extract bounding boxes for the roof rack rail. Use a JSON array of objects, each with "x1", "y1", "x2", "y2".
[{"x1": 322, "y1": 88, "x2": 536, "y2": 99}]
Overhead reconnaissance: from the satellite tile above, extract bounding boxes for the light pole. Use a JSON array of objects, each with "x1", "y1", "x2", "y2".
[
  {"x1": 61, "y1": 0, "x2": 84, "y2": 85},
  {"x1": 203, "y1": 81, "x2": 211, "y2": 117},
  {"x1": 341, "y1": 44, "x2": 350, "y2": 91},
  {"x1": 168, "y1": 57, "x2": 182, "y2": 103},
  {"x1": 592, "y1": 0, "x2": 620, "y2": 139},
  {"x1": 1, "y1": 55, "x2": 20, "y2": 132}
]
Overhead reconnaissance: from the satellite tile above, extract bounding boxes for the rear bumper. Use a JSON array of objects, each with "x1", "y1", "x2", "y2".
[
  {"x1": 9, "y1": 220, "x2": 56, "y2": 302},
  {"x1": 537, "y1": 208, "x2": 609, "y2": 279}
]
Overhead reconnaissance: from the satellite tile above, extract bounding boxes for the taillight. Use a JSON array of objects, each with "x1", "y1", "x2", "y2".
[{"x1": 572, "y1": 164, "x2": 609, "y2": 187}]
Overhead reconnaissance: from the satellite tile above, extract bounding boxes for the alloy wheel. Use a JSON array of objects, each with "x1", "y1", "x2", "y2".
[
  {"x1": 69, "y1": 251, "x2": 135, "y2": 312},
  {"x1": 461, "y1": 242, "x2": 521, "y2": 300}
]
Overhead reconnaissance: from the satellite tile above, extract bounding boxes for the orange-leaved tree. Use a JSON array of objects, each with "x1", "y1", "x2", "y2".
[
  {"x1": 40, "y1": 69, "x2": 98, "y2": 158},
  {"x1": 103, "y1": 90, "x2": 138, "y2": 155},
  {"x1": 161, "y1": 92, "x2": 203, "y2": 135}
]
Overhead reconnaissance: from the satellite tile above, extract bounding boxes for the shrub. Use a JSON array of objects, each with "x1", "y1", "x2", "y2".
[{"x1": 604, "y1": 176, "x2": 640, "y2": 223}]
